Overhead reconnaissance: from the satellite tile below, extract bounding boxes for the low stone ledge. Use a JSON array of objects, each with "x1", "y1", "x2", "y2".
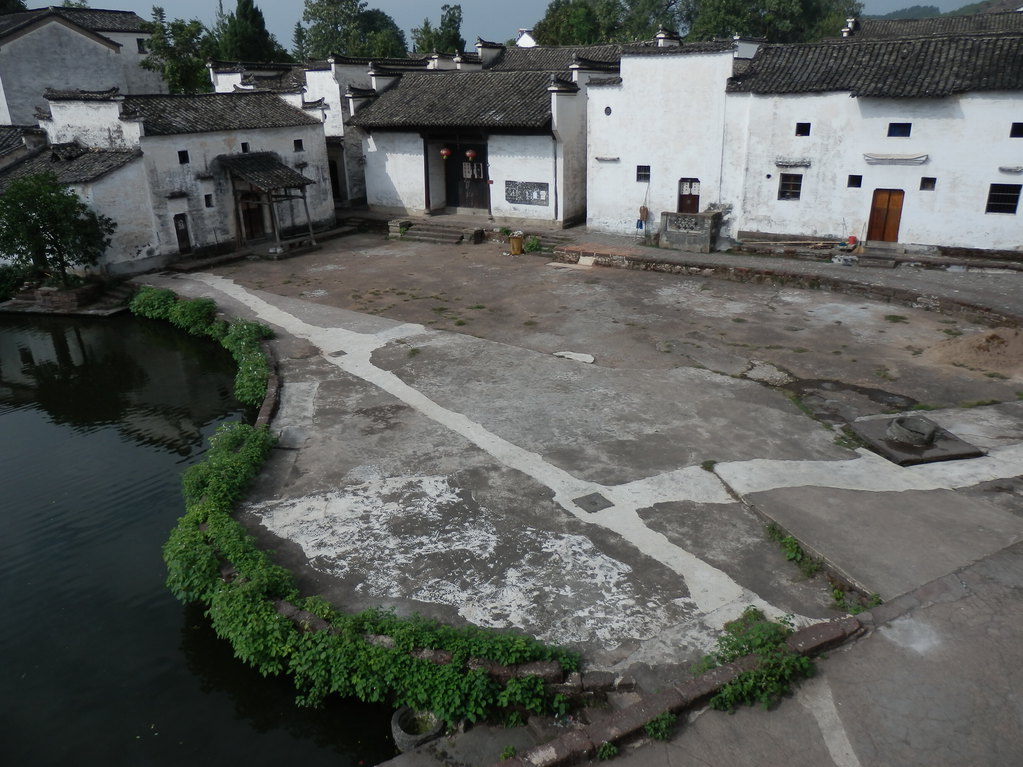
[
  {"x1": 786, "y1": 617, "x2": 863, "y2": 655},
  {"x1": 581, "y1": 670, "x2": 615, "y2": 691},
  {"x1": 521, "y1": 730, "x2": 594, "y2": 766},
  {"x1": 516, "y1": 661, "x2": 564, "y2": 683}
]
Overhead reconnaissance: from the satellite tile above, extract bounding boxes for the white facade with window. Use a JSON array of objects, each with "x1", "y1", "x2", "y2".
[{"x1": 587, "y1": 34, "x2": 1023, "y2": 252}]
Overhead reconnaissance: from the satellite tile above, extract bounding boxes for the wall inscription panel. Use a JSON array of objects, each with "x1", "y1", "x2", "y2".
[{"x1": 505, "y1": 181, "x2": 549, "y2": 206}]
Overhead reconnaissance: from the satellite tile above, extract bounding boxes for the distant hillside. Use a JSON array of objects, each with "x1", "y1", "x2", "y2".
[{"x1": 867, "y1": 0, "x2": 1022, "y2": 19}]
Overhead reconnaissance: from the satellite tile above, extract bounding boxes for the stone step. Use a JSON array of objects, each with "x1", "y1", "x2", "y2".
[{"x1": 402, "y1": 232, "x2": 463, "y2": 245}]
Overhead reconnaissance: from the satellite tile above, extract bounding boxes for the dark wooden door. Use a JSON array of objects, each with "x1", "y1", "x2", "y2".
[
  {"x1": 444, "y1": 144, "x2": 488, "y2": 209},
  {"x1": 678, "y1": 178, "x2": 700, "y2": 214},
  {"x1": 173, "y1": 213, "x2": 191, "y2": 255},
  {"x1": 240, "y1": 194, "x2": 265, "y2": 238},
  {"x1": 867, "y1": 189, "x2": 904, "y2": 242}
]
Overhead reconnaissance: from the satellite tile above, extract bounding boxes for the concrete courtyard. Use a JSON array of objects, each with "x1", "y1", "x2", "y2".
[{"x1": 145, "y1": 230, "x2": 1023, "y2": 765}]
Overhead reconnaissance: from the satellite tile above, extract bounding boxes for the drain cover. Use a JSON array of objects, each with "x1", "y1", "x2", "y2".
[
  {"x1": 850, "y1": 416, "x2": 985, "y2": 466},
  {"x1": 573, "y1": 493, "x2": 614, "y2": 513}
]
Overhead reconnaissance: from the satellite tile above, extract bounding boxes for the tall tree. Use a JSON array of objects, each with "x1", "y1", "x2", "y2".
[
  {"x1": 411, "y1": 4, "x2": 465, "y2": 53},
  {"x1": 141, "y1": 7, "x2": 216, "y2": 94},
  {"x1": 0, "y1": 173, "x2": 116, "y2": 288},
  {"x1": 351, "y1": 9, "x2": 408, "y2": 57},
  {"x1": 302, "y1": 0, "x2": 366, "y2": 58},
  {"x1": 0, "y1": 0, "x2": 27, "y2": 13},
  {"x1": 532, "y1": 0, "x2": 682, "y2": 45},
  {"x1": 220, "y1": 0, "x2": 284, "y2": 61},
  {"x1": 61, "y1": 1, "x2": 90, "y2": 7},
  {"x1": 683, "y1": 0, "x2": 862, "y2": 43}
]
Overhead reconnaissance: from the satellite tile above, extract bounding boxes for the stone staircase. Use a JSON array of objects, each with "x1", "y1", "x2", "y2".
[{"x1": 389, "y1": 219, "x2": 467, "y2": 245}]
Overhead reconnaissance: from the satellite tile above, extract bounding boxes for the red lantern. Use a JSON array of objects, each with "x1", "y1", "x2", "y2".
[
  {"x1": 465, "y1": 149, "x2": 477, "y2": 161},
  {"x1": 440, "y1": 147, "x2": 452, "y2": 160}
]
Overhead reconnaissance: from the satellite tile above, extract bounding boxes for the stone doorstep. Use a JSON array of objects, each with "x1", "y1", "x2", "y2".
[{"x1": 492, "y1": 617, "x2": 863, "y2": 767}]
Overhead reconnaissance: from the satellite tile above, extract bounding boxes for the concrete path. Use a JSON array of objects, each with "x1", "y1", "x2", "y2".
[{"x1": 141, "y1": 232, "x2": 1023, "y2": 765}]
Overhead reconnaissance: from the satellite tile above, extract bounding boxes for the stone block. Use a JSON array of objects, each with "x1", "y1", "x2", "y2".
[
  {"x1": 584, "y1": 687, "x2": 686, "y2": 744},
  {"x1": 522, "y1": 730, "x2": 594, "y2": 766},
  {"x1": 786, "y1": 617, "x2": 862, "y2": 655},
  {"x1": 515, "y1": 660, "x2": 564, "y2": 683},
  {"x1": 468, "y1": 657, "x2": 515, "y2": 684},
  {"x1": 581, "y1": 670, "x2": 615, "y2": 691},
  {"x1": 614, "y1": 675, "x2": 637, "y2": 693}
]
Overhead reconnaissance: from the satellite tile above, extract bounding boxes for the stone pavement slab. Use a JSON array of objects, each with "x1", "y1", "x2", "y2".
[{"x1": 746, "y1": 487, "x2": 1023, "y2": 599}]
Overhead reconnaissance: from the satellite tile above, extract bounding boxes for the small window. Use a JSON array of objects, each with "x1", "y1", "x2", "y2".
[
  {"x1": 136, "y1": 38, "x2": 147, "y2": 54},
  {"x1": 887, "y1": 122, "x2": 912, "y2": 137},
  {"x1": 778, "y1": 173, "x2": 802, "y2": 200},
  {"x1": 920, "y1": 177, "x2": 936, "y2": 191},
  {"x1": 293, "y1": 139, "x2": 304, "y2": 152},
  {"x1": 848, "y1": 174, "x2": 862, "y2": 188},
  {"x1": 986, "y1": 183, "x2": 1021, "y2": 214},
  {"x1": 177, "y1": 150, "x2": 189, "y2": 165},
  {"x1": 240, "y1": 142, "x2": 250, "y2": 153},
  {"x1": 204, "y1": 194, "x2": 214, "y2": 208},
  {"x1": 1010, "y1": 122, "x2": 1023, "y2": 138},
  {"x1": 795, "y1": 122, "x2": 811, "y2": 136},
  {"x1": 636, "y1": 165, "x2": 651, "y2": 183}
]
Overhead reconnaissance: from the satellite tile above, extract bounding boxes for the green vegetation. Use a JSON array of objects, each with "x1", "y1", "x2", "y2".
[
  {"x1": 884, "y1": 314, "x2": 908, "y2": 323},
  {"x1": 130, "y1": 286, "x2": 273, "y2": 407},
  {"x1": 597, "y1": 740, "x2": 619, "y2": 760},
  {"x1": 766, "y1": 523, "x2": 821, "y2": 578},
  {"x1": 644, "y1": 711, "x2": 677, "y2": 741},
  {"x1": 832, "y1": 587, "x2": 882, "y2": 615},
  {"x1": 134, "y1": 287, "x2": 578, "y2": 726},
  {"x1": 500, "y1": 745, "x2": 517, "y2": 760},
  {"x1": 524, "y1": 235, "x2": 542, "y2": 253},
  {"x1": 0, "y1": 263, "x2": 30, "y2": 302},
  {"x1": 700, "y1": 459, "x2": 718, "y2": 472},
  {"x1": 962, "y1": 399, "x2": 999, "y2": 408},
  {"x1": 695, "y1": 607, "x2": 814, "y2": 711}
]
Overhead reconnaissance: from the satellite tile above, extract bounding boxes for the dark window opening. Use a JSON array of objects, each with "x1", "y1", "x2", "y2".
[
  {"x1": 778, "y1": 173, "x2": 802, "y2": 200},
  {"x1": 294, "y1": 139, "x2": 304, "y2": 152},
  {"x1": 240, "y1": 142, "x2": 250, "y2": 153},
  {"x1": 920, "y1": 177, "x2": 936, "y2": 191},
  {"x1": 136, "y1": 38, "x2": 147, "y2": 53},
  {"x1": 986, "y1": 183, "x2": 1021, "y2": 214},
  {"x1": 204, "y1": 194, "x2": 214, "y2": 208},
  {"x1": 636, "y1": 165, "x2": 651, "y2": 183},
  {"x1": 795, "y1": 122, "x2": 811, "y2": 136},
  {"x1": 1011, "y1": 122, "x2": 1023, "y2": 138},
  {"x1": 177, "y1": 150, "x2": 189, "y2": 164},
  {"x1": 848, "y1": 174, "x2": 862, "y2": 188},
  {"x1": 887, "y1": 122, "x2": 912, "y2": 137}
]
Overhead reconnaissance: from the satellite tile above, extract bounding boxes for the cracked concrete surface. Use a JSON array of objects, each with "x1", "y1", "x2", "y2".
[{"x1": 141, "y1": 232, "x2": 1023, "y2": 765}]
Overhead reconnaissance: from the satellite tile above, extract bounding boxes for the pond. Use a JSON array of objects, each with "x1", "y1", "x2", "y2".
[{"x1": 0, "y1": 314, "x2": 396, "y2": 766}]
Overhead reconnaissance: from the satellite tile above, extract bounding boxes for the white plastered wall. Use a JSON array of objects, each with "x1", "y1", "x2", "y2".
[
  {"x1": 362, "y1": 132, "x2": 426, "y2": 213},
  {"x1": 489, "y1": 134, "x2": 558, "y2": 222}
]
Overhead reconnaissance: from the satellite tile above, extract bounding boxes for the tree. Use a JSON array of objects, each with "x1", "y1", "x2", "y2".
[
  {"x1": 0, "y1": 173, "x2": 116, "y2": 288},
  {"x1": 292, "y1": 22, "x2": 311, "y2": 60},
  {"x1": 61, "y1": 1, "x2": 90, "y2": 7},
  {"x1": 351, "y1": 9, "x2": 407, "y2": 57},
  {"x1": 0, "y1": 0, "x2": 27, "y2": 10},
  {"x1": 219, "y1": 0, "x2": 287, "y2": 61},
  {"x1": 141, "y1": 7, "x2": 217, "y2": 93},
  {"x1": 682, "y1": 0, "x2": 862, "y2": 43},
  {"x1": 411, "y1": 4, "x2": 465, "y2": 53},
  {"x1": 532, "y1": 0, "x2": 682, "y2": 45},
  {"x1": 302, "y1": 0, "x2": 366, "y2": 58}
]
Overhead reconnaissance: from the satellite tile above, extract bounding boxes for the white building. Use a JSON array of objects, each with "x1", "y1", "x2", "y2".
[
  {"x1": 0, "y1": 89, "x2": 335, "y2": 275},
  {"x1": 0, "y1": 7, "x2": 166, "y2": 125},
  {"x1": 347, "y1": 41, "x2": 621, "y2": 227},
  {"x1": 587, "y1": 17, "x2": 1023, "y2": 253}
]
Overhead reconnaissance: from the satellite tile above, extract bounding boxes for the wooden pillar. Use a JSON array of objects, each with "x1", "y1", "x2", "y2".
[
  {"x1": 301, "y1": 186, "x2": 317, "y2": 245},
  {"x1": 422, "y1": 136, "x2": 432, "y2": 215},
  {"x1": 267, "y1": 190, "x2": 283, "y2": 252}
]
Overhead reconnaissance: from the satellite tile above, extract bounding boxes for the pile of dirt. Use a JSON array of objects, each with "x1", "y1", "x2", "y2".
[{"x1": 924, "y1": 327, "x2": 1023, "y2": 378}]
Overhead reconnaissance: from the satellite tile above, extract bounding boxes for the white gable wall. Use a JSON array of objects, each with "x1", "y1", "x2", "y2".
[
  {"x1": 587, "y1": 51, "x2": 736, "y2": 234},
  {"x1": 42, "y1": 99, "x2": 142, "y2": 149},
  {"x1": 489, "y1": 134, "x2": 556, "y2": 221},
  {"x1": 363, "y1": 132, "x2": 427, "y2": 213}
]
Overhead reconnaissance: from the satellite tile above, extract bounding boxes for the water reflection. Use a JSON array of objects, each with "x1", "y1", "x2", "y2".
[{"x1": 0, "y1": 314, "x2": 393, "y2": 766}]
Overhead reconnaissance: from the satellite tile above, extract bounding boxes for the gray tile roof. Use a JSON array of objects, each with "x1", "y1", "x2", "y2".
[
  {"x1": 0, "y1": 8, "x2": 148, "y2": 39},
  {"x1": 487, "y1": 44, "x2": 621, "y2": 71},
  {"x1": 118, "y1": 92, "x2": 323, "y2": 135},
  {"x1": 851, "y1": 11, "x2": 1023, "y2": 39},
  {"x1": 622, "y1": 39, "x2": 737, "y2": 56},
  {"x1": 0, "y1": 142, "x2": 139, "y2": 191},
  {"x1": 347, "y1": 70, "x2": 563, "y2": 130},
  {"x1": 727, "y1": 34, "x2": 1023, "y2": 97},
  {"x1": 0, "y1": 126, "x2": 26, "y2": 156},
  {"x1": 216, "y1": 153, "x2": 314, "y2": 190}
]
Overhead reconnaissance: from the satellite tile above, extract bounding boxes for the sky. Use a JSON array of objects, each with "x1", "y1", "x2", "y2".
[{"x1": 45, "y1": 1, "x2": 985, "y2": 50}]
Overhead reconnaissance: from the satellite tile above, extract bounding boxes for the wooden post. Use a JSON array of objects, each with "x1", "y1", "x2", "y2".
[{"x1": 301, "y1": 186, "x2": 317, "y2": 245}]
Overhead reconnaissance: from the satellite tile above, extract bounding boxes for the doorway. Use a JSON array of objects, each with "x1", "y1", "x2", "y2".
[
  {"x1": 444, "y1": 143, "x2": 488, "y2": 209},
  {"x1": 173, "y1": 213, "x2": 191, "y2": 255},
  {"x1": 239, "y1": 192, "x2": 266, "y2": 239},
  {"x1": 867, "y1": 189, "x2": 904, "y2": 242},
  {"x1": 678, "y1": 178, "x2": 700, "y2": 214}
]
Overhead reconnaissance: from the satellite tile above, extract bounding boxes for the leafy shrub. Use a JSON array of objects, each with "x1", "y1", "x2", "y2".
[
  {"x1": 644, "y1": 711, "x2": 677, "y2": 741},
  {"x1": 129, "y1": 286, "x2": 178, "y2": 320},
  {"x1": 597, "y1": 741, "x2": 618, "y2": 760},
  {"x1": 523, "y1": 235, "x2": 542, "y2": 252},
  {"x1": 695, "y1": 607, "x2": 813, "y2": 711},
  {"x1": 168, "y1": 296, "x2": 217, "y2": 333},
  {"x1": 0, "y1": 263, "x2": 31, "y2": 302}
]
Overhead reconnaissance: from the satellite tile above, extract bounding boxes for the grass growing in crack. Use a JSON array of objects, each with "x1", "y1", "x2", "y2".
[
  {"x1": 832, "y1": 587, "x2": 882, "y2": 615},
  {"x1": 700, "y1": 460, "x2": 718, "y2": 472},
  {"x1": 766, "y1": 523, "x2": 822, "y2": 577},
  {"x1": 500, "y1": 746, "x2": 517, "y2": 760},
  {"x1": 407, "y1": 347, "x2": 421, "y2": 357},
  {"x1": 832, "y1": 427, "x2": 864, "y2": 450},
  {"x1": 884, "y1": 314, "x2": 908, "y2": 323},
  {"x1": 694, "y1": 607, "x2": 814, "y2": 711},
  {"x1": 911, "y1": 403, "x2": 937, "y2": 411},
  {"x1": 942, "y1": 328, "x2": 963, "y2": 337},
  {"x1": 962, "y1": 399, "x2": 1000, "y2": 408},
  {"x1": 644, "y1": 711, "x2": 677, "y2": 741}
]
